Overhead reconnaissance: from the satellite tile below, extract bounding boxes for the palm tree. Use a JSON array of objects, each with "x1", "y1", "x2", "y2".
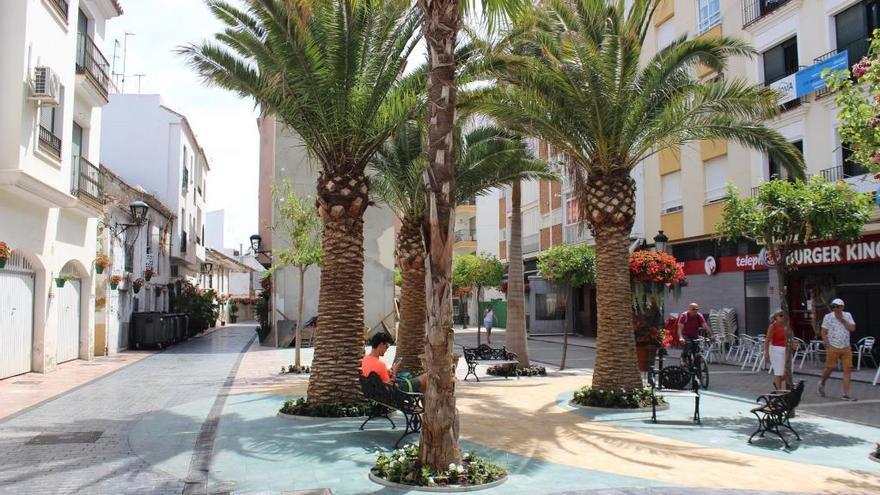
[
  {"x1": 181, "y1": 0, "x2": 424, "y2": 405},
  {"x1": 475, "y1": 0, "x2": 804, "y2": 392},
  {"x1": 506, "y1": 179, "x2": 528, "y2": 368},
  {"x1": 370, "y1": 123, "x2": 550, "y2": 374}
]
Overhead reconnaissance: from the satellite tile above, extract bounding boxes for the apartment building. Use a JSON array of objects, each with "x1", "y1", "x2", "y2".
[
  {"x1": 100, "y1": 94, "x2": 210, "y2": 284},
  {"x1": 644, "y1": 0, "x2": 880, "y2": 339},
  {"x1": 256, "y1": 116, "x2": 396, "y2": 345},
  {"x1": 0, "y1": 0, "x2": 122, "y2": 378},
  {"x1": 477, "y1": 138, "x2": 647, "y2": 336}
]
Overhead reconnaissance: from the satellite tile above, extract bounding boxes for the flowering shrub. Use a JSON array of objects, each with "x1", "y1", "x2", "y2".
[
  {"x1": 572, "y1": 386, "x2": 665, "y2": 409},
  {"x1": 372, "y1": 444, "x2": 506, "y2": 487},
  {"x1": 633, "y1": 319, "x2": 669, "y2": 347},
  {"x1": 175, "y1": 281, "x2": 220, "y2": 333},
  {"x1": 630, "y1": 251, "x2": 684, "y2": 285},
  {"x1": 280, "y1": 397, "x2": 383, "y2": 417},
  {"x1": 0, "y1": 241, "x2": 10, "y2": 259},
  {"x1": 824, "y1": 28, "x2": 880, "y2": 174},
  {"x1": 109, "y1": 274, "x2": 123, "y2": 286},
  {"x1": 487, "y1": 363, "x2": 546, "y2": 377}
]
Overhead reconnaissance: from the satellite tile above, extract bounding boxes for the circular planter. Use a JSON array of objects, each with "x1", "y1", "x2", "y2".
[
  {"x1": 95, "y1": 264, "x2": 105, "y2": 274},
  {"x1": 276, "y1": 411, "x2": 366, "y2": 420},
  {"x1": 145, "y1": 275, "x2": 152, "y2": 282},
  {"x1": 567, "y1": 400, "x2": 669, "y2": 413},
  {"x1": 368, "y1": 471, "x2": 508, "y2": 492}
]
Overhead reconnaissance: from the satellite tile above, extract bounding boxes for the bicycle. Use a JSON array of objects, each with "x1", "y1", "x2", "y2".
[{"x1": 680, "y1": 337, "x2": 710, "y2": 389}]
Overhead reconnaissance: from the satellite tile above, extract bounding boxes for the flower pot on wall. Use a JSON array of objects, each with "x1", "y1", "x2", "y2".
[
  {"x1": 95, "y1": 264, "x2": 105, "y2": 274},
  {"x1": 55, "y1": 278, "x2": 66, "y2": 288},
  {"x1": 110, "y1": 282, "x2": 119, "y2": 290},
  {"x1": 0, "y1": 259, "x2": 6, "y2": 269}
]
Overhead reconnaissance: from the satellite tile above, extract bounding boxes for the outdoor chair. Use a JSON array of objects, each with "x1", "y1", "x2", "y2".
[
  {"x1": 791, "y1": 337, "x2": 809, "y2": 370},
  {"x1": 748, "y1": 381, "x2": 805, "y2": 449},
  {"x1": 854, "y1": 336, "x2": 877, "y2": 370},
  {"x1": 873, "y1": 363, "x2": 880, "y2": 386},
  {"x1": 359, "y1": 372, "x2": 423, "y2": 448},
  {"x1": 461, "y1": 344, "x2": 518, "y2": 382}
]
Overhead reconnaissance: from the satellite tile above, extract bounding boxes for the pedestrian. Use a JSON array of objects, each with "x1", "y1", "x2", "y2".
[
  {"x1": 483, "y1": 306, "x2": 495, "y2": 345},
  {"x1": 818, "y1": 298, "x2": 857, "y2": 401},
  {"x1": 764, "y1": 310, "x2": 788, "y2": 391}
]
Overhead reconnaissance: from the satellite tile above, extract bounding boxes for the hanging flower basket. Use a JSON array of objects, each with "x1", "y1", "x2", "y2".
[
  {"x1": 0, "y1": 241, "x2": 11, "y2": 269},
  {"x1": 132, "y1": 277, "x2": 145, "y2": 294},
  {"x1": 55, "y1": 273, "x2": 76, "y2": 288},
  {"x1": 109, "y1": 274, "x2": 123, "y2": 290},
  {"x1": 94, "y1": 253, "x2": 111, "y2": 274},
  {"x1": 143, "y1": 268, "x2": 154, "y2": 282}
]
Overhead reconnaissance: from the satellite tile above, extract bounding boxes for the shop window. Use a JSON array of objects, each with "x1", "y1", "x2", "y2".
[
  {"x1": 535, "y1": 292, "x2": 566, "y2": 320},
  {"x1": 768, "y1": 140, "x2": 802, "y2": 180},
  {"x1": 657, "y1": 18, "x2": 676, "y2": 50},
  {"x1": 661, "y1": 171, "x2": 682, "y2": 213},
  {"x1": 703, "y1": 156, "x2": 728, "y2": 203},
  {"x1": 697, "y1": 0, "x2": 721, "y2": 34},
  {"x1": 835, "y1": 0, "x2": 880, "y2": 70}
]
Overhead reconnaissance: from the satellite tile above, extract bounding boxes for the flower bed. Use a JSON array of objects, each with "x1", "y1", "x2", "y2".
[
  {"x1": 371, "y1": 445, "x2": 506, "y2": 489},
  {"x1": 571, "y1": 386, "x2": 665, "y2": 409},
  {"x1": 279, "y1": 397, "x2": 384, "y2": 418},
  {"x1": 281, "y1": 365, "x2": 310, "y2": 374},
  {"x1": 486, "y1": 363, "x2": 546, "y2": 377}
]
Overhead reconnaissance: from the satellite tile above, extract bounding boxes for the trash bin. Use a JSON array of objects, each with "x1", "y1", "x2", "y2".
[
  {"x1": 132, "y1": 312, "x2": 167, "y2": 349},
  {"x1": 172, "y1": 313, "x2": 187, "y2": 342},
  {"x1": 161, "y1": 314, "x2": 175, "y2": 346}
]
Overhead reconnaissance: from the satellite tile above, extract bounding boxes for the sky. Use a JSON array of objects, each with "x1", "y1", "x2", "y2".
[{"x1": 104, "y1": 0, "x2": 260, "y2": 252}]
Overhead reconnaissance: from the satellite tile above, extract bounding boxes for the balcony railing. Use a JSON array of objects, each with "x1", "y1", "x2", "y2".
[
  {"x1": 523, "y1": 233, "x2": 540, "y2": 254},
  {"x1": 763, "y1": 79, "x2": 805, "y2": 112},
  {"x1": 48, "y1": 0, "x2": 69, "y2": 19},
  {"x1": 76, "y1": 32, "x2": 110, "y2": 97},
  {"x1": 70, "y1": 155, "x2": 103, "y2": 205},
  {"x1": 813, "y1": 37, "x2": 870, "y2": 99},
  {"x1": 38, "y1": 125, "x2": 62, "y2": 159},
  {"x1": 454, "y1": 229, "x2": 476, "y2": 242},
  {"x1": 820, "y1": 164, "x2": 870, "y2": 182},
  {"x1": 742, "y1": 0, "x2": 791, "y2": 28}
]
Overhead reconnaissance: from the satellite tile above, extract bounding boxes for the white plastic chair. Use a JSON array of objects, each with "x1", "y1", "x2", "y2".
[
  {"x1": 873, "y1": 364, "x2": 880, "y2": 386},
  {"x1": 854, "y1": 336, "x2": 876, "y2": 370}
]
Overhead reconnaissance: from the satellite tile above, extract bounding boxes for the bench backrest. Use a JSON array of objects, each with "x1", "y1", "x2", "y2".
[
  {"x1": 658, "y1": 365, "x2": 697, "y2": 390},
  {"x1": 359, "y1": 372, "x2": 421, "y2": 411},
  {"x1": 768, "y1": 380, "x2": 805, "y2": 412},
  {"x1": 463, "y1": 344, "x2": 514, "y2": 361}
]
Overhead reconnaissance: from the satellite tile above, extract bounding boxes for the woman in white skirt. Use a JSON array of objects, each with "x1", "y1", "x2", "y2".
[{"x1": 764, "y1": 310, "x2": 788, "y2": 390}]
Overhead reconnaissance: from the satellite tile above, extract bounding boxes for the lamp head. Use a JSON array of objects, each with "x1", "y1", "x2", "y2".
[
  {"x1": 249, "y1": 234, "x2": 262, "y2": 252},
  {"x1": 202, "y1": 262, "x2": 214, "y2": 273},
  {"x1": 129, "y1": 200, "x2": 149, "y2": 226},
  {"x1": 653, "y1": 230, "x2": 669, "y2": 253}
]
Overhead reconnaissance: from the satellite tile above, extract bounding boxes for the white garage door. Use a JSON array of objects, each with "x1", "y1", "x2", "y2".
[
  {"x1": 0, "y1": 255, "x2": 35, "y2": 379},
  {"x1": 56, "y1": 279, "x2": 81, "y2": 363}
]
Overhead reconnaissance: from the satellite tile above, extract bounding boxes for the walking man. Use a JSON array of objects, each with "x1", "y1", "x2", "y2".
[{"x1": 818, "y1": 298, "x2": 857, "y2": 400}]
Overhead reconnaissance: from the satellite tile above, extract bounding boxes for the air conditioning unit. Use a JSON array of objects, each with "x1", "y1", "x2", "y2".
[{"x1": 29, "y1": 66, "x2": 60, "y2": 106}]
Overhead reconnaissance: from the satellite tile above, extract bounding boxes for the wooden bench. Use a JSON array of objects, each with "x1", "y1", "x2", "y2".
[
  {"x1": 462, "y1": 344, "x2": 519, "y2": 382},
  {"x1": 748, "y1": 380, "x2": 805, "y2": 449},
  {"x1": 359, "y1": 372, "x2": 423, "y2": 448},
  {"x1": 648, "y1": 349, "x2": 701, "y2": 424}
]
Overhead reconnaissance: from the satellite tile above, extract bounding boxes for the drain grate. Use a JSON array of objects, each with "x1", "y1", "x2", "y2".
[
  {"x1": 26, "y1": 431, "x2": 103, "y2": 445},
  {"x1": 12, "y1": 380, "x2": 42, "y2": 385}
]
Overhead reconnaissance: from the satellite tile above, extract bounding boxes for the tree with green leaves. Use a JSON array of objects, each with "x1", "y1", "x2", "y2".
[
  {"x1": 370, "y1": 123, "x2": 550, "y2": 371},
  {"x1": 269, "y1": 180, "x2": 322, "y2": 368},
  {"x1": 537, "y1": 243, "x2": 596, "y2": 370},
  {"x1": 716, "y1": 178, "x2": 872, "y2": 385},
  {"x1": 474, "y1": 0, "x2": 804, "y2": 391},
  {"x1": 181, "y1": 0, "x2": 424, "y2": 405},
  {"x1": 452, "y1": 252, "x2": 504, "y2": 344}
]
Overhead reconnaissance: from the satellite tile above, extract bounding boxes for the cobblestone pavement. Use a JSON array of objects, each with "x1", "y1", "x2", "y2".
[
  {"x1": 454, "y1": 329, "x2": 880, "y2": 427},
  {"x1": 0, "y1": 324, "x2": 256, "y2": 495}
]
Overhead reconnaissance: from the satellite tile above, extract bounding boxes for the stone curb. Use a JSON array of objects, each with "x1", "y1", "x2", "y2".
[{"x1": 368, "y1": 472, "x2": 508, "y2": 492}]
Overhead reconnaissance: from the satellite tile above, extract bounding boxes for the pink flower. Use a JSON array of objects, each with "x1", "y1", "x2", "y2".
[
  {"x1": 870, "y1": 118, "x2": 880, "y2": 128},
  {"x1": 870, "y1": 152, "x2": 880, "y2": 164},
  {"x1": 853, "y1": 58, "x2": 871, "y2": 78}
]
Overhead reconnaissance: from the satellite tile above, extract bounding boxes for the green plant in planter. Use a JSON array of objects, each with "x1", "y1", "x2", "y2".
[
  {"x1": 372, "y1": 445, "x2": 507, "y2": 487},
  {"x1": 487, "y1": 363, "x2": 546, "y2": 377},
  {"x1": 229, "y1": 302, "x2": 239, "y2": 323},
  {"x1": 94, "y1": 253, "x2": 111, "y2": 274},
  {"x1": 571, "y1": 386, "x2": 664, "y2": 409},
  {"x1": 55, "y1": 273, "x2": 77, "y2": 288},
  {"x1": 279, "y1": 397, "x2": 381, "y2": 417}
]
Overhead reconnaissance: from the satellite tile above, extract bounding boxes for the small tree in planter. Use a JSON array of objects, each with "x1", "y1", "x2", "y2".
[
  {"x1": 94, "y1": 253, "x2": 111, "y2": 274},
  {"x1": 717, "y1": 178, "x2": 872, "y2": 386},
  {"x1": 0, "y1": 241, "x2": 10, "y2": 269},
  {"x1": 452, "y1": 253, "x2": 504, "y2": 344},
  {"x1": 537, "y1": 244, "x2": 596, "y2": 370},
  {"x1": 109, "y1": 274, "x2": 123, "y2": 290}
]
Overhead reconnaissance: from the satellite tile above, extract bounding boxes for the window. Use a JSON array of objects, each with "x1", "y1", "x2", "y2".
[
  {"x1": 535, "y1": 292, "x2": 566, "y2": 320},
  {"x1": 697, "y1": 0, "x2": 721, "y2": 34},
  {"x1": 565, "y1": 197, "x2": 582, "y2": 224},
  {"x1": 521, "y1": 181, "x2": 539, "y2": 204},
  {"x1": 657, "y1": 19, "x2": 676, "y2": 50},
  {"x1": 842, "y1": 143, "x2": 870, "y2": 177},
  {"x1": 768, "y1": 140, "x2": 802, "y2": 180},
  {"x1": 763, "y1": 37, "x2": 798, "y2": 84},
  {"x1": 661, "y1": 172, "x2": 682, "y2": 213},
  {"x1": 835, "y1": 0, "x2": 880, "y2": 69},
  {"x1": 703, "y1": 156, "x2": 728, "y2": 203}
]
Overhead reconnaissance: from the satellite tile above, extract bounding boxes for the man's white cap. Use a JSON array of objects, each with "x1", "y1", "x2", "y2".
[{"x1": 831, "y1": 298, "x2": 845, "y2": 307}]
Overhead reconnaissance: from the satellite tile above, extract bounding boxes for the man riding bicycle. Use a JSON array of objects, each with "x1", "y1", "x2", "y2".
[{"x1": 677, "y1": 303, "x2": 711, "y2": 361}]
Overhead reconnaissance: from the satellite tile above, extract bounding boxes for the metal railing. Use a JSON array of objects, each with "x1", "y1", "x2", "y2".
[
  {"x1": 813, "y1": 37, "x2": 871, "y2": 99},
  {"x1": 39, "y1": 125, "x2": 62, "y2": 158},
  {"x1": 523, "y1": 233, "x2": 540, "y2": 254},
  {"x1": 820, "y1": 164, "x2": 870, "y2": 182},
  {"x1": 70, "y1": 155, "x2": 103, "y2": 204},
  {"x1": 742, "y1": 0, "x2": 791, "y2": 28},
  {"x1": 76, "y1": 32, "x2": 110, "y2": 96},
  {"x1": 454, "y1": 229, "x2": 476, "y2": 242},
  {"x1": 48, "y1": 0, "x2": 69, "y2": 19}
]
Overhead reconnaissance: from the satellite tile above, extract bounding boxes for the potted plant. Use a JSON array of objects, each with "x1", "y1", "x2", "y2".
[
  {"x1": 0, "y1": 241, "x2": 11, "y2": 269},
  {"x1": 630, "y1": 251, "x2": 685, "y2": 371},
  {"x1": 132, "y1": 277, "x2": 144, "y2": 294},
  {"x1": 229, "y1": 302, "x2": 239, "y2": 323},
  {"x1": 109, "y1": 274, "x2": 123, "y2": 290},
  {"x1": 143, "y1": 268, "x2": 154, "y2": 282},
  {"x1": 55, "y1": 273, "x2": 76, "y2": 288},
  {"x1": 94, "y1": 253, "x2": 111, "y2": 274}
]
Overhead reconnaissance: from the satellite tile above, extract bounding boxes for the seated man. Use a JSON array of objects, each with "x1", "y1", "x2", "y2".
[{"x1": 361, "y1": 333, "x2": 427, "y2": 393}]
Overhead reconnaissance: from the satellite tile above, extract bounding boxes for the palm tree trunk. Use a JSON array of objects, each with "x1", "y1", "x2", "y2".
[
  {"x1": 506, "y1": 181, "x2": 530, "y2": 367},
  {"x1": 307, "y1": 170, "x2": 369, "y2": 405},
  {"x1": 418, "y1": 0, "x2": 462, "y2": 470},
  {"x1": 396, "y1": 218, "x2": 427, "y2": 373},
  {"x1": 295, "y1": 265, "x2": 305, "y2": 368},
  {"x1": 587, "y1": 172, "x2": 642, "y2": 391}
]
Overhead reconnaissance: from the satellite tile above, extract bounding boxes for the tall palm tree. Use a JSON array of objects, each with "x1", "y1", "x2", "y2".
[
  {"x1": 506, "y1": 179, "x2": 528, "y2": 368},
  {"x1": 476, "y1": 0, "x2": 804, "y2": 391},
  {"x1": 370, "y1": 123, "x2": 550, "y2": 373},
  {"x1": 181, "y1": 0, "x2": 424, "y2": 405}
]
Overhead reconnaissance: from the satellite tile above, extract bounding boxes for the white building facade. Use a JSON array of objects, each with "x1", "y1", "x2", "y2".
[
  {"x1": 100, "y1": 94, "x2": 210, "y2": 284},
  {"x1": 0, "y1": 0, "x2": 121, "y2": 378}
]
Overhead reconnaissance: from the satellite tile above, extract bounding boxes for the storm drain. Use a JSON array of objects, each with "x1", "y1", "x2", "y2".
[{"x1": 26, "y1": 431, "x2": 103, "y2": 445}]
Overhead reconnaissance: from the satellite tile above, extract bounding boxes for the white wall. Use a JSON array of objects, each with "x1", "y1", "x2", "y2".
[
  {"x1": 476, "y1": 188, "x2": 500, "y2": 258},
  {"x1": 206, "y1": 209, "x2": 225, "y2": 249}
]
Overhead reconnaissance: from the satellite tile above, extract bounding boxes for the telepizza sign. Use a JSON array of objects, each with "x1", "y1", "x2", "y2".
[{"x1": 680, "y1": 234, "x2": 880, "y2": 276}]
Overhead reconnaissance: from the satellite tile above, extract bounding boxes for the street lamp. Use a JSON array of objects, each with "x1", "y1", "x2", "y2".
[
  {"x1": 202, "y1": 261, "x2": 214, "y2": 273},
  {"x1": 250, "y1": 234, "x2": 263, "y2": 253},
  {"x1": 104, "y1": 200, "x2": 150, "y2": 239},
  {"x1": 653, "y1": 230, "x2": 669, "y2": 253}
]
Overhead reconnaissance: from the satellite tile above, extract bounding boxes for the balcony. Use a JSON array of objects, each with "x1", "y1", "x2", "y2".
[
  {"x1": 75, "y1": 32, "x2": 110, "y2": 105},
  {"x1": 38, "y1": 125, "x2": 62, "y2": 159},
  {"x1": 523, "y1": 233, "x2": 540, "y2": 254},
  {"x1": 742, "y1": 0, "x2": 792, "y2": 29},
  {"x1": 813, "y1": 37, "x2": 870, "y2": 99},
  {"x1": 70, "y1": 155, "x2": 103, "y2": 207},
  {"x1": 47, "y1": 0, "x2": 69, "y2": 20},
  {"x1": 763, "y1": 79, "x2": 804, "y2": 112},
  {"x1": 820, "y1": 165, "x2": 876, "y2": 194},
  {"x1": 454, "y1": 229, "x2": 476, "y2": 242}
]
